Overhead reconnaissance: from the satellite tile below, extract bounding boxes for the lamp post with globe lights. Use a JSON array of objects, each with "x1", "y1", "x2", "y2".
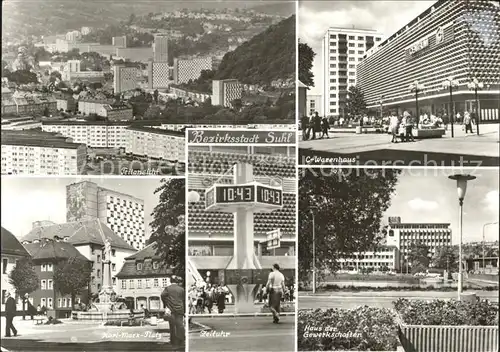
[
  {"x1": 448, "y1": 174, "x2": 476, "y2": 300},
  {"x1": 467, "y1": 78, "x2": 484, "y2": 136},
  {"x1": 442, "y1": 77, "x2": 460, "y2": 138},
  {"x1": 409, "y1": 80, "x2": 425, "y2": 124}
]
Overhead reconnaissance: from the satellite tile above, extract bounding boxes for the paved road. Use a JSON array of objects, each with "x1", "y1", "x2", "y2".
[
  {"x1": 299, "y1": 291, "x2": 499, "y2": 310},
  {"x1": 299, "y1": 124, "x2": 499, "y2": 166},
  {"x1": 0, "y1": 318, "x2": 178, "y2": 352},
  {"x1": 189, "y1": 316, "x2": 295, "y2": 351}
]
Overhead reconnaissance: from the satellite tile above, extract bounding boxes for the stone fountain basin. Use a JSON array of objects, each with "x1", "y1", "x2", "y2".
[{"x1": 72, "y1": 311, "x2": 145, "y2": 321}]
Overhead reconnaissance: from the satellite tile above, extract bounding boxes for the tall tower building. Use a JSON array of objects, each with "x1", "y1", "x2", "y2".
[
  {"x1": 66, "y1": 181, "x2": 146, "y2": 250},
  {"x1": 322, "y1": 27, "x2": 383, "y2": 117},
  {"x1": 113, "y1": 64, "x2": 138, "y2": 93},
  {"x1": 212, "y1": 79, "x2": 242, "y2": 108},
  {"x1": 153, "y1": 34, "x2": 169, "y2": 63}
]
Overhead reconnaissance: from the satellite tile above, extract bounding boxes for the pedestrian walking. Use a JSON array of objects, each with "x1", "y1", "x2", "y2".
[
  {"x1": 306, "y1": 114, "x2": 315, "y2": 140},
  {"x1": 390, "y1": 112, "x2": 401, "y2": 143},
  {"x1": 266, "y1": 264, "x2": 286, "y2": 324},
  {"x1": 321, "y1": 116, "x2": 330, "y2": 138},
  {"x1": 463, "y1": 112, "x2": 473, "y2": 133},
  {"x1": 404, "y1": 111, "x2": 415, "y2": 142},
  {"x1": 313, "y1": 112, "x2": 321, "y2": 139},
  {"x1": 4, "y1": 292, "x2": 18, "y2": 338}
]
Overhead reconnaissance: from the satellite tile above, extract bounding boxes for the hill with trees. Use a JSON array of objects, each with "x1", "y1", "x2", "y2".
[{"x1": 214, "y1": 15, "x2": 295, "y2": 85}]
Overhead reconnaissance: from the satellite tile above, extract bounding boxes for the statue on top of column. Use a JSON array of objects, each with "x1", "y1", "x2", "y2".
[{"x1": 104, "y1": 239, "x2": 112, "y2": 261}]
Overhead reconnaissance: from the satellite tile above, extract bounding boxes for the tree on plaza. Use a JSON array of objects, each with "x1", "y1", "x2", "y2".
[
  {"x1": 6, "y1": 70, "x2": 38, "y2": 85},
  {"x1": 9, "y1": 258, "x2": 39, "y2": 320},
  {"x1": 298, "y1": 168, "x2": 401, "y2": 286},
  {"x1": 407, "y1": 241, "x2": 431, "y2": 274},
  {"x1": 298, "y1": 41, "x2": 315, "y2": 87},
  {"x1": 53, "y1": 258, "x2": 92, "y2": 307},
  {"x1": 345, "y1": 85, "x2": 367, "y2": 119},
  {"x1": 432, "y1": 245, "x2": 459, "y2": 274},
  {"x1": 149, "y1": 179, "x2": 185, "y2": 277}
]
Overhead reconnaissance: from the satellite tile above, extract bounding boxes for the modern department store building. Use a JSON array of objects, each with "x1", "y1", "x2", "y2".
[{"x1": 357, "y1": 0, "x2": 500, "y2": 123}]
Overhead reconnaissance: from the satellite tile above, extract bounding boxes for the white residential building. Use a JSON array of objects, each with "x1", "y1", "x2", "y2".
[{"x1": 322, "y1": 27, "x2": 383, "y2": 117}]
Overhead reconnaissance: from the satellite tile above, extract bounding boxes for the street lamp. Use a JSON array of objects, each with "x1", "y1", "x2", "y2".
[
  {"x1": 408, "y1": 80, "x2": 425, "y2": 124},
  {"x1": 482, "y1": 222, "x2": 498, "y2": 273},
  {"x1": 442, "y1": 76, "x2": 460, "y2": 138},
  {"x1": 467, "y1": 77, "x2": 484, "y2": 136},
  {"x1": 310, "y1": 205, "x2": 318, "y2": 294},
  {"x1": 448, "y1": 174, "x2": 476, "y2": 300},
  {"x1": 378, "y1": 95, "x2": 384, "y2": 120}
]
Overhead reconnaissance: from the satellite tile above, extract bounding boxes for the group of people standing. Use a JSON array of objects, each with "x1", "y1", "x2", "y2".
[
  {"x1": 389, "y1": 111, "x2": 416, "y2": 143},
  {"x1": 301, "y1": 112, "x2": 330, "y2": 140},
  {"x1": 188, "y1": 283, "x2": 229, "y2": 315}
]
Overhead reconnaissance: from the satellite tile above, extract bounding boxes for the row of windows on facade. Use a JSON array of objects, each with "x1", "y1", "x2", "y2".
[
  {"x1": 329, "y1": 56, "x2": 360, "y2": 62},
  {"x1": 106, "y1": 217, "x2": 145, "y2": 227},
  {"x1": 330, "y1": 34, "x2": 382, "y2": 41},
  {"x1": 330, "y1": 42, "x2": 366, "y2": 48},
  {"x1": 106, "y1": 212, "x2": 145, "y2": 222},
  {"x1": 330, "y1": 64, "x2": 357, "y2": 69},
  {"x1": 121, "y1": 277, "x2": 168, "y2": 290},
  {"x1": 34, "y1": 297, "x2": 73, "y2": 309}
]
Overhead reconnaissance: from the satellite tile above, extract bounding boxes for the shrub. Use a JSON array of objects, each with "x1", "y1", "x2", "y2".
[
  {"x1": 298, "y1": 307, "x2": 399, "y2": 351},
  {"x1": 393, "y1": 298, "x2": 499, "y2": 326}
]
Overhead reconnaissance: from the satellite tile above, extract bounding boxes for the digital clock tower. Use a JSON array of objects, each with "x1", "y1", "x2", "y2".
[{"x1": 204, "y1": 162, "x2": 284, "y2": 313}]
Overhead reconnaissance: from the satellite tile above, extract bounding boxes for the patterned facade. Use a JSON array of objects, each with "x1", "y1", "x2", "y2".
[
  {"x1": 212, "y1": 79, "x2": 242, "y2": 108},
  {"x1": 125, "y1": 126, "x2": 185, "y2": 163},
  {"x1": 173, "y1": 56, "x2": 214, "y2": 84},
  {"x1": 357, "y1": 0, "x2": 500, "y2": 122},
  {"x1": 66, "y1": 181, "x2": 146, "y2": 250},
  {"x1": 322, "y1": 27, "x2": 384, "y2": 117},
  {"x1": 113, "y1": 65, "x2": 138, "y2": 93},
  {"x1": 148, "y1": 61, "x2": 171, "y2": 89}
]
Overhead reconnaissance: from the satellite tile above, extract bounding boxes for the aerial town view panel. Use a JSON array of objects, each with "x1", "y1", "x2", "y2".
[{"x1": 1, "y1": 0, "x2": 296, "y2": 176}]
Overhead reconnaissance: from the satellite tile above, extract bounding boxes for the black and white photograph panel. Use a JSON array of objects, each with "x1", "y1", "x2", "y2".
[
  {"x1": 298, "y1": 0, "x2": 500, "y2": 167},
  {"x1": 1, "y1": 0, "x2": 296, "y2": 177},
  {"x1": 0, "y1": 177, "x2": 186, "y2": 352},
  {"x1": 297, "y1": 167, "x2": 499, "y2": 352},
  {"x1": 186, "y1": 129, "x2": 297, "y2": 351}
]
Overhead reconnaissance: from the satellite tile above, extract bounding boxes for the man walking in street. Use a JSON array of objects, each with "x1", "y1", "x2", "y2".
[
  {"x1": 161, "y1": 276, "x2": 185, "y2": 347},
  {"x1": 4, "y1": 292, "x2": 18, "y2": 337},
  {"x1": 266, "y1": 264, "x2": 286, "y2": 324}
]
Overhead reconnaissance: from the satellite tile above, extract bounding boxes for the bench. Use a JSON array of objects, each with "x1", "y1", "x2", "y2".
[{"x1": 413, "y1": 128, "x2": 446, "y2": 138}]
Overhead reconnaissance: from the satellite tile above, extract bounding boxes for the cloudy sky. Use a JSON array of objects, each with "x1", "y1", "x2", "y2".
[
  {"x1": 299, "y1": 0, "x2": 436, "y2": 94},
  {"x1": 384, "y1": 168, "x2": 499, "y2": 244},
  {"x1": 1, "y1": 177, "x2": 168, "y2": 240}
]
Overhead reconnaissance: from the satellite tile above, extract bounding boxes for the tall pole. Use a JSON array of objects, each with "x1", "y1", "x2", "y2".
[
  {"x1": 482, "y1": 224, "x2": 485, "y2": 274},
  {"x1": 449, "y1": 84, "x2": 455, "y2": 138},
  {"x1": 475, "y1": 88, "x2": 480, "y2": 136},
  {"x1": 415, "y1": 90, "x2": 419, "y2": 123},
  {"x1": 458, "y1": 199, "x2": 463, "y2": 300},
  {"x1": 312, "y1": 212, "x2": 316, "y2": 294}
]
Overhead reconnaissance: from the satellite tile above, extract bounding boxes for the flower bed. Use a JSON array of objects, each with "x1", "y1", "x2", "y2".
[
  {"x1": 298, "y1": 307, "x2": 401, "y2": 351},
  {"x1": 393, "y1": 298, "x2": 499, "y2": 326},
  {"x1": 316, "y1": 285, "x2": 499, "y2": 292},
  {"x1": 260, "y1": 302, "x2": 295, "y2": 313},
  {"x1": 394, "y1": 299, "x2": 499, "y2": 352}
]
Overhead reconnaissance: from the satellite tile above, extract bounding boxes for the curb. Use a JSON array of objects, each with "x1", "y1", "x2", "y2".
[{"x1": 190, "y1": 312, "x2": 296, "y2": 318}]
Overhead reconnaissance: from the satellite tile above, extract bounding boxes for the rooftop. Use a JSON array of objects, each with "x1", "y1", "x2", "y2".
[
  {"x1": 1, "y1": 131, "x2": 83, "y2": 149},
  {"x1": 126, "y1": 126, "x2": 185, "y2": 137},
  {"x1": 116, "y1": 242, "x2": 172, "y2": 279},
  {"x1": 23, "y1": 239, "x2": 90, "y2": 262},
  {"x1": 22, "y1": 219, "x2": 136, "y2": 251},
  {"x1": 1, "y1": 227, "x2": 31, "y2": 257}
]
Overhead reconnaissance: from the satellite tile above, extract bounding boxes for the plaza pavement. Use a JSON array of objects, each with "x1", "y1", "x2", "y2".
[
  {"x1": 189, "y1": 316, "x2": 295, "y2": 351},
  {"x1": 298, "y1": 290, "x2": 499, "y2": 310},
  {"x1": 0, "y1": 317, "x2": 180, "y2": 352},
  {"x1": 299, "y1": 124, "x2": 499, "y2": 166}
]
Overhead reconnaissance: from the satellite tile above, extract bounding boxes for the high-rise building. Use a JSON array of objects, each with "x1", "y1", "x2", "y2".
[
  {"x1": 173, "y1": 56, "x2": 214, "y2": 84},
  {"x1": 148, "y1": 60, "x2": 170, "y2": 89},
  {"x1": 357, "y1": 0, "x2": 500, "y2": 122},
  {"x1": 112, "y1": 36, "x2": 127, "y2": 48},
  {"x1": 113, "y1": 65, "x2": 138, "y2": 93},
  {"x1": 322, "y1": 27, "x2": 383, "y2": 117},
  {"x1": 212, "y1": 79, "x2": 242, "y2": 108},
  {"x1": 385, "y1": 217, "x2": 452, "y2": 272},
  {"x1": 66, "y1": 181, "x2": 146, "y2": 250},
  {"x1": 153, "y1": 34, "x2": 169, "y2": 63}
]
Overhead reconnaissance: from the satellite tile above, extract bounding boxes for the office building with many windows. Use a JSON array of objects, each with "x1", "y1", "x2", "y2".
[
  {"x1": 212, "y1": 79, "x2": 242, "y2": 108},
  {"x1": 173, "y1": 56, "x2": 214, "y2": 84},
  {"x1": 385, "y1": 217, "x2": 452, "y2": 272},
  {"x1": 65, "y1": 181, "x2": 146, "y2": 250},
  {"x1": 322, "y1": 27, "x2": 383, "y2": 117},
  {"x1": 153, "y1": 34, "x2": 169, "y2": 63},
  {"x1": 357, "y1": 0, "x2": 500, "y2": 122},
  {"x1": 113, "y1": 65, "x2": 138, "y2": 93}
]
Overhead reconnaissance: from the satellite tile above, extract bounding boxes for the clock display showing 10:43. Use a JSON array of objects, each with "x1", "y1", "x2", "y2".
[{"x1": 214, "y1": 185, "x2": 282, "y2": 206}]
